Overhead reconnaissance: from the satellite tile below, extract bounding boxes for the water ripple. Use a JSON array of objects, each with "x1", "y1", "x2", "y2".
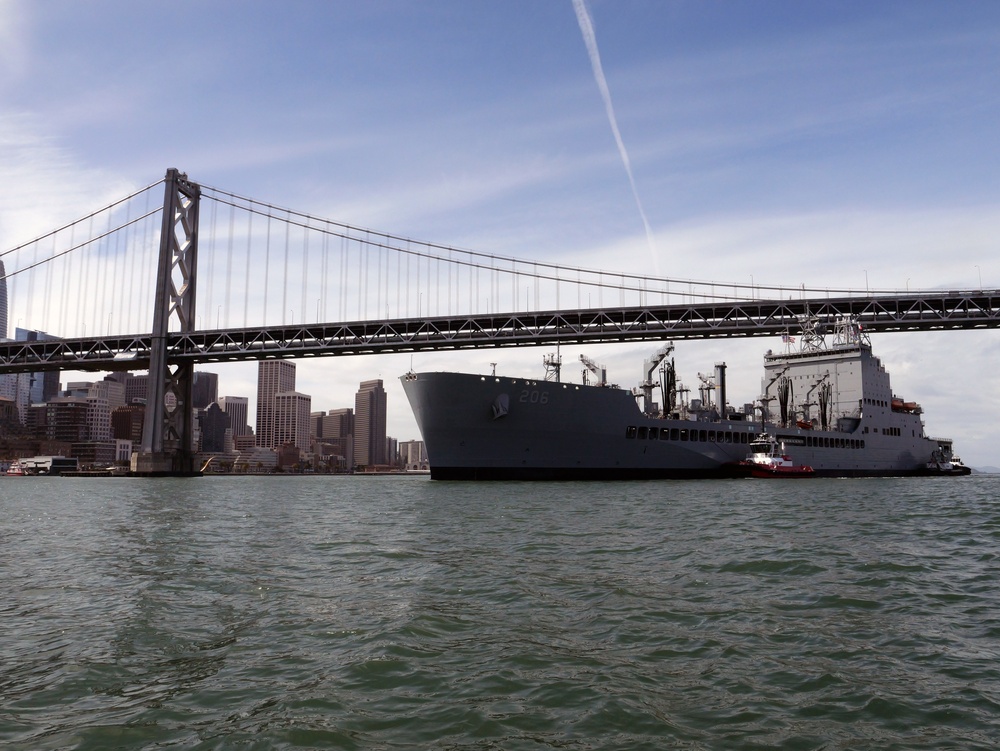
[{"x1": 2, "y1": 476, "x2": 1000, "y2": 749}]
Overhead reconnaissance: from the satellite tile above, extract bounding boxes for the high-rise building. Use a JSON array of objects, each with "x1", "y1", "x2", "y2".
[
  {"x1": 256, "y1": 360, "x2": 296, "y2": 448},
  {"x1": 15, "y1": 328, "x2": 60, "y2": 405},
  {"x1": 192, "y1": 372, "x2": 219, "y2": 409},
  {"x1": 218, "y1": 396, "x2": 250, "y2": 436},
  {"x1": 274, "y1": 391, "x2": 312, "y2": 454},
  {"x1": 111, "y1": 405, "x2": 145, "y2": 446},
  {"x1": 312, "y1": 407, "x2": 354, "y2": 469},
  {"x1": 0, "y1": 372, "x2": 30, "y2": 425},
  {"x1": 354, "y1": 379, "x2": 387, "y2": 467},
  {"x1": 82, "y1": 380, "x2": 126, "y2": 441},
  {"x1": 41, "y1": 397, "x2": 89, "y2": 442},
  {"x1": 199, "y1": 402, "x2": 231, "y2": 453}
]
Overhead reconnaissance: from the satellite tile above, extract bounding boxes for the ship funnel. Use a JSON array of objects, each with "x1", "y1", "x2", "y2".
[{"x1": 715, "y1": 363, "x2": 727, "y2": 419}]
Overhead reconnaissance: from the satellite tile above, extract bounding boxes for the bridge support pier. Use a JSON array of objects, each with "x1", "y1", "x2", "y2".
[{"x1": 131, "y1": 168, "x2": 202, "y2": 477}]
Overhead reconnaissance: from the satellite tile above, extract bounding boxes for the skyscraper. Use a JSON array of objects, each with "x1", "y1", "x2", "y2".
[
  {"x1": 353, "y1": 379, "x2": 387, "y2": 467},
  {"x1": 256, "y1": 360, "x2": 296, "y2": 448},
  {"x1": 218, "y1": 396, "x2": 250, "y2": 436},
  {"x1": 17, "y1": 328, "x2": 60, "y2": 403},
  {"x1": 199, "y1": 402, "x2": 231, "y2": 453},
  {"x1": 192, "y1": 372, "x2": 219, "y2": 409},
  {"x1": 274, "y1": 391, "x2": 312, "y2": 453}
]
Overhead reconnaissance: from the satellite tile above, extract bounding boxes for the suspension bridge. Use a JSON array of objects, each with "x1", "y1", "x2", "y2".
[{"x1": 1, "y1": 169, "x2": 998, "y2": 473}]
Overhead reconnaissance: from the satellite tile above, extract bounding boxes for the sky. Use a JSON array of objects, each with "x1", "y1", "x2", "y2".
[{"x1": 2, "y1": 0, "x2": 1000, "y2": 465}]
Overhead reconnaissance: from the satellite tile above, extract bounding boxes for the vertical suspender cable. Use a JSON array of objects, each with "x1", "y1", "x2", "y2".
[
  {"x1": 321, "y1": 230, "x2": 328, "y2": 323},
  {"x1": 25, "y1": 238, "x2": 37, "y2": 332},
  {"x1": 115, "y1": 198, "x2": 130, "y2": 334},
  {"x1": 301, "y1": 221, "x2": 309, "y2": 324},
  {"x1": 282, "y1": 214, "x2": 290, "y2": 325},
  {"x1": 263, "y1": 213, "x2": 272, "y2": 327},
  {"x1": 44, "y1": 233, "x2": 56, "y2": 333},
  {"x1": 243, "y1": 208, "x2": 252, "y2": 328},
  {"x1": 225, "y1": 202, "x2": 235, "y2": 329},
  {"x1": 205, "y1": 198, "x2": 217, "y2": 328},
  {"x1": 340, "y1": 236, "x2": 346, "y2": 322}
]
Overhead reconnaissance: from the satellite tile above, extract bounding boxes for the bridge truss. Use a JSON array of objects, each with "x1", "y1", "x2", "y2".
[{"x1": 1, "y1": 291, "x2": 998, "y2": 374}]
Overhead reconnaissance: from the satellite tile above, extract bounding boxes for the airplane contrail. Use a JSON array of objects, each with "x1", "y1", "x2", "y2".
[{"x1": 572, "y1": 0, "x2": 659, "y2": 271}]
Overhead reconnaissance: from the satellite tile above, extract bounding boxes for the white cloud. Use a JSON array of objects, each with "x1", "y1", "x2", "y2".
[
  {"x1": 0, "y1": 0, "x2": 27, "y2": 81},
  {"x1": 0, "y1": 114, "x2": 137, "y2": 246}
]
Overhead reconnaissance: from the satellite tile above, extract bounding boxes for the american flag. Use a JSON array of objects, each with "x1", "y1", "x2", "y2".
[{"x1": 782, "y1": 334, "x2": 796, "y2": 343}]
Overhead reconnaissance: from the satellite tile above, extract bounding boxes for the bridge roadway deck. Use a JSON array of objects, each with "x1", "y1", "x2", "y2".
[{"x1": 1, "y1": 291, "x2": 998, "y2": 374}]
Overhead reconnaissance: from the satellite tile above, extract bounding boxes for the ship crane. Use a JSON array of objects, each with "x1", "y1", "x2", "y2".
[
  {"x1": 579, "y1": 354, "x2": 607, "y2": 387},
  {"x1": 634, "y1": 343, "x2": 674, "y2": 415},
  {"x1": 696, "y1": 372, "x2": 715, "y2": 409},
  {"x1": 801, "y1": 372, "x2": 831, "y2": 429},
  {"x1": 760, "y1": 364, "x2": 789, "y2": 426}
]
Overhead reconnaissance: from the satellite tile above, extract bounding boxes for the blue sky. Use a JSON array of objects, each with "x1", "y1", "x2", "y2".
[{"x1": 2, "y1": 1, "x2": 1000, "y2": 463}]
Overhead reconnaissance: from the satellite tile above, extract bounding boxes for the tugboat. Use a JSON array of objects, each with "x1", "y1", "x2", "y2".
[
  {"x1": 925, "y1": 447, "x2": 973, "y2": 476},
  {"x1": 740, "y1": 433, "x2": 815, "y2": 478}
]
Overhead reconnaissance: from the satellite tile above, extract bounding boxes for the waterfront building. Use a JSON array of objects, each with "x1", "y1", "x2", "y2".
[
  {"x1": 233, "y1": 434, "x2": 256, "y2": 452},
  {"x1": 399, "y1": 440, "x2": 428, "y2": 470}
]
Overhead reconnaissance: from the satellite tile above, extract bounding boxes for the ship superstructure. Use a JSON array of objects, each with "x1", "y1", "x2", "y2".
[{"x1": 401, "y1": 316, "x2": 961, "y2": 480}]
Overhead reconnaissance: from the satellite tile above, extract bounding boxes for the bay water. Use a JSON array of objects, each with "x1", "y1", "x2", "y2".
[{"x1": 2, "y1": 475, "x2": 999, "y2": 749}]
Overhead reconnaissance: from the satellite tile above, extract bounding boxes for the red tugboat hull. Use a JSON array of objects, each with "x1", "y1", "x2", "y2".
[{"x1": 747, "y1": 464, "x2": 815, "y2": 478}]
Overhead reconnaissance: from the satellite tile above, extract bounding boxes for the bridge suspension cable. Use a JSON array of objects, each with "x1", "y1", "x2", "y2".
[
  {"x1": 199, "y1": 182, "x2": 912, "y2": 329},
  {"x1": 0, "y1": 172, "x2": 959, "y2": 346},
  {"x1": 1, "y1": 178, "x2": 166, "y2": 339}
]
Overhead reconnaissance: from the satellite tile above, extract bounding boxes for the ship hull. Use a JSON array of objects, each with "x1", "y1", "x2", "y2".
[{"x1": 401, "y1": 371, "x2": 943, "y2": 480}]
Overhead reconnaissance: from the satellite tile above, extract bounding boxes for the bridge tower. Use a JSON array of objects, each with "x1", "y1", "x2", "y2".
[{"x1": 131, "y1": 168, "x2": 202, "y2": 475}]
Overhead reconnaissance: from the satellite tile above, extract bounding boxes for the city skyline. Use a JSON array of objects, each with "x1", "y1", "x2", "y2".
[{"x1": 2, "y1": 3, "x2": 999, "y2": 463}]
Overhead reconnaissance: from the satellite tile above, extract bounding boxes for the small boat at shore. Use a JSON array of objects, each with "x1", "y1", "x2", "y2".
[
  {"x1": 5, "y1": 461, "x2": 27, "y2": 476},
  {"x1": 740, "y1": 434, "x2": 815, "y2": 478}
]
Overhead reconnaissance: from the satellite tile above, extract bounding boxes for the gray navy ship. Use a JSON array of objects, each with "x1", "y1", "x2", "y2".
[{"x1": 401, "y1": 316, "x2": 965, "y2": 479}]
